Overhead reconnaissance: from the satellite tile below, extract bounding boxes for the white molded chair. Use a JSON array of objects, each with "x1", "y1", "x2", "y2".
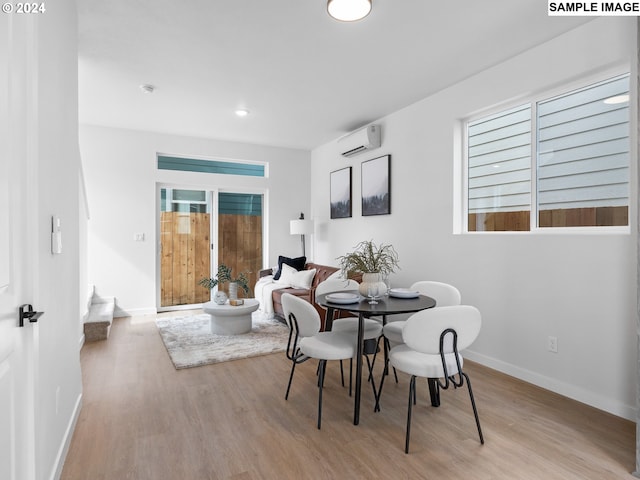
[
  {"x1": 282, "y1": 293, "x2": 356, "y2": 429},
  {"x1": 316, "y1": 279, "x2": 383, "y2": 338},
  {"x1": 316, "y1": 279, "x2": 383, "y2": 393},
  {"x1": 383, "y1": 281, "x2": 461, "y2": 345},
  {"x1": 379, "y1": 305, "x2": 484, "y2": 453},
  {"x1": 379, "y1": 281, "x2": 461, "y2": 384}
]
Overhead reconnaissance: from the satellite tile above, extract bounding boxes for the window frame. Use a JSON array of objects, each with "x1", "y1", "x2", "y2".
[{"x1": 461, "y1": 69, "x2": 632, "y2": 235}]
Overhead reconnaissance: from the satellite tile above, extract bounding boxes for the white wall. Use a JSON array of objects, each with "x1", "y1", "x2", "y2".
[
  {"x1": 310, "y1": 18, "x2": 637, "y2": 419},
  {"x1": 79, "y1": 126, "x2": 311, "y2": 315},
  {"x1": 33, "y1": 1, "x2": 84, "y2": 478}
]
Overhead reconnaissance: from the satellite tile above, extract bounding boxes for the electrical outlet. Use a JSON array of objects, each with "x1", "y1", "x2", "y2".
[{"x1": 547, "y1": 336, "x2": 558, "y2": 353}]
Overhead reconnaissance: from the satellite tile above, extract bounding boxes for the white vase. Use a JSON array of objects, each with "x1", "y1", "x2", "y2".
[
  {"x1": 228, "y1": 282, "x2": 238, "y2": 301},
  {"x1": 358, "y1": 272, "x2": 386, "y2": 297}
]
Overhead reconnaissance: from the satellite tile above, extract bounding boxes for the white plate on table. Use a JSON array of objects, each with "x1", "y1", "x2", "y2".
[
  {"x1": 389, "y1": 288, "x2": 420, "y2": 299},
  {"x1": 325, "y1": 293, "x2": 361, "y2": 304}
]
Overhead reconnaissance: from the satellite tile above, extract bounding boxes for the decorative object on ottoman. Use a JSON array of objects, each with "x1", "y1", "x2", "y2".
[
  {"x1": 337, "y1": 240, "x2": 399, "y2": 296},
  {"x1": 214, "y1": 291, "x2": 228, "y2": 305},
  {"x1": 198, "y1": 264, "x2": 251, "y2": 299}
]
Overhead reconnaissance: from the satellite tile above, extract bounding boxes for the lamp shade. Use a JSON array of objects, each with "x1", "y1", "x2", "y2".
[
  {"x1": 290, "y1": 219, "x2": 313, "y2": 235},
  {"x1": 327, "y1": 0, "x2": 371, "y2": 22}
]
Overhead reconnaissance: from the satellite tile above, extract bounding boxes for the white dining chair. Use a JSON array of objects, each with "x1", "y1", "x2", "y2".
[
  {"x1": 282, "y1": 293, "x2": 356, "y2": 429},
  {"x1": 316, "y1": 278, "x2": 383, "y2": 394},
  {"x1": 381, "y1": 305, "x2": 484, "y2": 453},
  {"x1": 380, "y1": 281, "x2": 462, "y2": 383},
  {"x1": 316, "y1": 279, "x2": 382, "y2": 337},
  {"x1": 383, "y1": 281, "x2": 462, "y2": 345}
]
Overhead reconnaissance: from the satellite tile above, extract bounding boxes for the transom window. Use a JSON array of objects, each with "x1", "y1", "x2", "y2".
[{"x1": 465, "y1": 73, "x2": 630, "y2": 232}]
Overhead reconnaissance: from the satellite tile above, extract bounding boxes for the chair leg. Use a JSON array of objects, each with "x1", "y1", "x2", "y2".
[
  {"x1": 370, "y1": 336, "x2": 382, "y2": 377},
  {"x1": 382, "y1": 337, "x2": 399, "y2": 383},
  {"x1": 365, "y1": 354, "x2": 377, "y2": 400},
  {"x1": 317, "y1": 360, "x2": 326, "y2": 429},
  {"x1": 405, "y1": 375, "x2": 416, "y2": 454},
  {"x1": 374, "y1": 359, "x2": 387, "y2": 412},
  {"x1": 427, "y1": 378, "x2": 440, "y2": 407},
  {"x1": 340, "y1": 360, "x2": 345, "y2": 387},
  {"x1": 285, "y1": 361, "x2": 297, "y2": 400},
  {"x1": 462, "y1": 372, "x2": 484, "y2": 444}
]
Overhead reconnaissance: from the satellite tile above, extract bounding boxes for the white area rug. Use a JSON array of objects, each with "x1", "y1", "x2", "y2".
[{"x1": 155, "y1": 312, "x2": 289, "y2": 369}]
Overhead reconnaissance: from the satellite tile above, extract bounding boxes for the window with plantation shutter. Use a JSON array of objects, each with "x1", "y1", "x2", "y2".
[
  {"x1": 468, "y1": 104, "x2": 532, "y2": 231},
  {"x1": 465, "y1": 73, "x2": 629, "y2": 232},
  {"x1": 536, "y1": 75, "x2": 629, "y2": 227}
]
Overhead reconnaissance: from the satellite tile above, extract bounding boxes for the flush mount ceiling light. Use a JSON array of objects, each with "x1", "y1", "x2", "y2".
[
  {"x1": 327, "y1": 0, "x2": 372, "y2": 22},
  {"x1": 235, "y1": 108, "x2": 250, "y2": 117},
  {"x1": 139, "y1": 84, "x2": 155, "y2": 94}
]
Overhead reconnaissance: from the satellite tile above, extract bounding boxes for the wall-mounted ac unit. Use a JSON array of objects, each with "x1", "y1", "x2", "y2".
[{"x1": 339, "y1": 124, "x2": 381, "y2": 157}]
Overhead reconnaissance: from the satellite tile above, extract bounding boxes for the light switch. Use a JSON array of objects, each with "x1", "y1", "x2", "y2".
[
  {"x1": 51, "y1": 216, "x2": 62, "y2": 254},
  {"x1": 134, "y1": 233, "x2": 145, "y2": 242}
]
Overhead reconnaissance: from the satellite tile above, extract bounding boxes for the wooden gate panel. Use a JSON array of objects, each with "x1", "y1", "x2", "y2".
[{"x1": 160, "y1": 212, "x2": 211, "y2": 307}]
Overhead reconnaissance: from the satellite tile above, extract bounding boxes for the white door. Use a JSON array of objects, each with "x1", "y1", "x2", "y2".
[{"x1": 0, "y1": 13, "x2": 40, "y2": 480}]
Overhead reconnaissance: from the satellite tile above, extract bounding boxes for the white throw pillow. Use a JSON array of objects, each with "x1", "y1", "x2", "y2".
[
  {"x1": 275, "y1": 263, "x2": 297, "y2": 286},
  {"x1": 291, "y1": 268, "x2": 316, "y2": 289}
]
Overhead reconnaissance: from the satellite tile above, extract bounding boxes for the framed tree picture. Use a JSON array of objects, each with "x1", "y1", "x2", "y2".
[
  {"x1": 361, "y1": 155, "x2": 390, "y2": 216},
  {"x1": 330, "y1": 167, "x2": 352, "y2": 219}
]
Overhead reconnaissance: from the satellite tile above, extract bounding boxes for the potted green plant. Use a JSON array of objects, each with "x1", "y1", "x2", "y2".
[
  {"x1": 336, "y1": 240, "x2": 399, "y2": 296},
  {"x1": 199, "y1": 264, "x2": 250, "y2": 302}
]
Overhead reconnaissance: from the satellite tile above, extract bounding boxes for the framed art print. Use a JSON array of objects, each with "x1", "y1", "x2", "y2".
[
  {"x1": 361, "y1": 155, "x2": 390, "y2": 216},
  {"x1": 330, "y1": 167, "x2": 352, "y2": 219}
]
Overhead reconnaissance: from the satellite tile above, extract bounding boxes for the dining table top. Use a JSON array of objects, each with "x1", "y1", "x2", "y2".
[{"x1": 316, "y1": 290, "x2": 437, "y2": 315}]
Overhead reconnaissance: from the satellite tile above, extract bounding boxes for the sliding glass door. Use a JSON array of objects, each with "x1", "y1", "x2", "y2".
[
  {"x1": 159, "y1": 188, "x2": 211, "y2": 308},
  {"x1": 158, "y1": 187, "x2": 263, "y2": 310},
  {"x1": 217, "y1": 192, "x2": 263, "y2": 296}
]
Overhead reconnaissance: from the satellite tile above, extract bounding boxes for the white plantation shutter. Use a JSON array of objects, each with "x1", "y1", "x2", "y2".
[
  {"x1": 465, "y1": 73, "x2": 629, "y2": 231},
  {"x1": 537, "y1": 75, "x2": 629, "y2": 210},
  {"x1": 467, "y1": 104, "x2": 531, "y2": 214}
]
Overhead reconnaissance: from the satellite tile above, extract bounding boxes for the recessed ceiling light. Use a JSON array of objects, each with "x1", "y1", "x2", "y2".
[
  {"x1": 603, "y1": 94, "x2": 629, "y2": 105},
  {"x1": 235, "y1": 109, "x2": 250, "y2": 117},
  {"x1": 139, "y1": 84, "x2": 155, "y2": 94}
]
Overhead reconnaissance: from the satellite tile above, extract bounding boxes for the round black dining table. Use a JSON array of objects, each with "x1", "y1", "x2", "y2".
[{"x1": 316, "y1": 290, "x2": 436, "y2": 425}]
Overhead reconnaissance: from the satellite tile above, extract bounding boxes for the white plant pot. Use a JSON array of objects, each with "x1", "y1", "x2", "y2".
[{"x1": 358, "y1": 272, "x2": 386, "y2": 297}]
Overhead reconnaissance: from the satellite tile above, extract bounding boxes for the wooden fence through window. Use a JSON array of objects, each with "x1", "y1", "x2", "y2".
[
  {"x1": 160, "y1": 212, "x2": 262, "y2": 307},
  {"x1": 469, "y1": 206, "x2": 627, "y2": 231}
]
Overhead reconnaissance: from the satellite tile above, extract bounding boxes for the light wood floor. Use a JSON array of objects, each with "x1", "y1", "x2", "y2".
[{"x1": 61, "y1": 311, "x2": 636, "y2": 479}]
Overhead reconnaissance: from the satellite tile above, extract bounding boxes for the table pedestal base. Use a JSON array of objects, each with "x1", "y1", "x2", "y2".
[{"x1": 203, "y1": 299, "x2": 260, "y2": 336}]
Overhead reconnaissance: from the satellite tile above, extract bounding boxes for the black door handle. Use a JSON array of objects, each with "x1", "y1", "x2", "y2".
[{"x1": 19, "y1": 304, "x2": 44, "y2": 327}]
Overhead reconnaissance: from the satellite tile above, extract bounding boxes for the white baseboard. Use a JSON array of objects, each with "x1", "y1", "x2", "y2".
[
  {"x1": 464, "y1": 350, "x2": 636, "y2": 421},
  {"x1": 49, "y1": 393, "x2": 83, "y2": 480}
]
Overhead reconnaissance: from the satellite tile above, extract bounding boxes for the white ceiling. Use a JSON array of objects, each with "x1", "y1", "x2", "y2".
[{"x1": 77, "y1": 1, "x2": 591, "y2": 151}]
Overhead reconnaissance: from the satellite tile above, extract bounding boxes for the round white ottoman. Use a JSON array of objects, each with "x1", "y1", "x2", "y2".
[{"x1": 203, "y1": 299, "x2": 260, "y2": 335}]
